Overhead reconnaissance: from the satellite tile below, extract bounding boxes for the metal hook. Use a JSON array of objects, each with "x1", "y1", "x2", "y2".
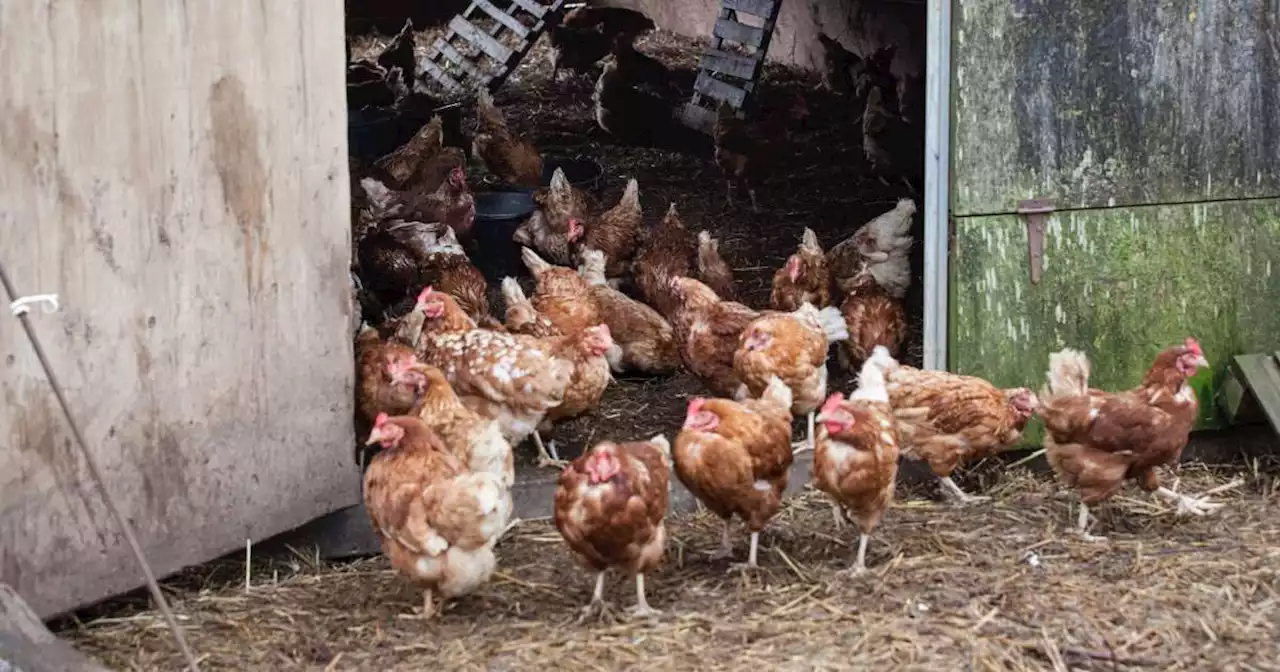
[{"x1": 9, "y1": 293, "x2": 60, "y2": 317}]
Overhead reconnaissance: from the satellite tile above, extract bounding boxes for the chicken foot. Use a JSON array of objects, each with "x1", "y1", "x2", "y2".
[
  {"x1": 1154, "y1": 486, "x2": 1225, "y2": 517},
  {"x1": 1073, "y1": 502, "x2": 1107, "y2": 543},
  {"x1": 938, "y1": 475, "x2": 990, "y2": 504},
  {"x1": 627, "y1": 573, "x2": 661, "y2": 619},
  {"x1": 727, "y1": 531, "x2": 761, "y2": 573},
  {"x1": 531, "y1": 433, "x2": 569, "y2": 469},
  {"x1": 577, "y1": 571, "x2": 619, "y2": 623}
]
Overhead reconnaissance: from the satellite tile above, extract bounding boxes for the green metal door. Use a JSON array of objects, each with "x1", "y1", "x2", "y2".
[{"x1": 948, "y1": 0, "x2": 1280, "y2": 432}]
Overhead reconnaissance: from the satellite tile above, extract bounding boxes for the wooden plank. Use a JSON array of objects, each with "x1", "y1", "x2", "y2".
[
  {"x1": 693, "y1": 72, "x2": 747, "y2": 108},
  {"x1": 723, "y1": 0, "x2": 777, "y2": 19},
  {"x1": 950, "y1": 199, "x2": 1280, "y2": 437},
  {"x1": 432, "y1": 38, "x2": 486, "y2": 82},
  {"x1": 952, "y1": 0, "x2": 1280, "y2": 216},
  {"x1": 450, "y1": 15, "x2": 515, "y2": 64},
  {"x1": 0, "y1": 0, "x2": 357, "y2": 619},
  {"x1": 507, "y1": 0, "x2": 548, "y2": 18},
  {"x1": 474, "y1": 0, "x2": 530, "y2": 38},
  {"x1": 713, "y1": 17, "x2": 765, "y2": 49},
  {"x1": 1233, "y1": 354, "x2": 1280, "y2": 438},
  {"x1": 698, "y1": 49, "x2": 758, "y2": 80},
  {"x1": 421, "y1": 57, "x2": 463, "y2": 91},
  {"x1": 679, "y1": 102, "x2": 717, "y2": 135},
  {"x1": 0, "y1": 585, "x2": 108, "y2": 671}
]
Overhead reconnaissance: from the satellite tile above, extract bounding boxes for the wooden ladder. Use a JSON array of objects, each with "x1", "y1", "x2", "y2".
[
  {"x1": 421, "y1": 0, "x2": 567, "y2": 95},
  {"x1": 679, "y1": 0, "x2": 784, "y2": 134}
]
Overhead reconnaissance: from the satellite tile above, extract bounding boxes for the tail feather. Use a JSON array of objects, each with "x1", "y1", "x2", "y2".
[
  {"x1": 800, "y1": 227, "x2": 822, "y2": 254},
  {"x1": 850, "y1": 345, "x2": 896, "y2": 403},
  {"x1": 801, "y1": 305, "x2": 849, "y2": 343},
  {"x1": 520, "y1": 246, "x2": 552, "y2": 276},
  {"x1": 1042, "y1": 348, "x2": 1091, "y2": 400},
  {"x1": 501, "y1": 277, "x2": 531, "y2": 309},
  {"x1": 620, "y1": 178, "x2": 640, "y2": 209},
  {"x1": 760, "y1": 375, "x2": 794, "y2": 413},
  {"x1": 577, "y1": 248, "x2": 608, "y2": 286}
]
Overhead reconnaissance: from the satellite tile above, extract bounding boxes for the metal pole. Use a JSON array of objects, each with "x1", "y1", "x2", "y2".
[
  {"x1": 0, "y1": 261, "x2": 201, "y2": 672},
  {"x1": 923, "y1": 0, "x2": 953, "y2": 371}
]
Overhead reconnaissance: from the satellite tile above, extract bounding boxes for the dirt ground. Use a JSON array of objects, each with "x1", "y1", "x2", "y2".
[
  {"x1": 354, "y1": 28, "x2": 923, "y2": 467},
  {"x1": 60, "y1": 467, "x2": 1280, "y2": 671}
]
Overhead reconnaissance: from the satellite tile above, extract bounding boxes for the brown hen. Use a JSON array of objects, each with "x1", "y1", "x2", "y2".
[
  {"x1": 1039, "y1": 339, "x2": 1219, "y2": 540},
  {"x1": 555, "y1": 436, "x2": 670, "y2": 618},
  {"x1": 674, "y1": 377, "x2": 794, "y2": 568}
]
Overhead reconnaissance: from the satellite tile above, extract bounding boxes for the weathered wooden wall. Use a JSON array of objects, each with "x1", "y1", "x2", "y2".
[
  {"x1": 948, "y1": 0, "x2": 1280, "y2": 436},
  {"x1": 610, "y1": 0, "x2": 925, "y2": 79},
  {"x1": 0, "y1": 0, "x2": 357, "y2": 619}
]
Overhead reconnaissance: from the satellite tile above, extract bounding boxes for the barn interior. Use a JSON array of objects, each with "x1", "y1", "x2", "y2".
[
  {"x1": 345, "y1": 0, "x2": 928, "y2": 471},
  {"x1": 44, "y1": 4, "x2": 1280, "y2": 668}
]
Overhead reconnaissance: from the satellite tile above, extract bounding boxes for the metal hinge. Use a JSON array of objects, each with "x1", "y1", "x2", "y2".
[{"x1": 1017, "y1": 198, "x2": 1054, "y2": 284}]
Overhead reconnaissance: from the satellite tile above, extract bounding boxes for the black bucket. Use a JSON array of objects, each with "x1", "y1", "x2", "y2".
[
  {"x1": 472, "y1": 191, "x2": 537, "y2": 283},
  {"x1": 347, "y1": 104, "x2": 464, "y2": 163}
]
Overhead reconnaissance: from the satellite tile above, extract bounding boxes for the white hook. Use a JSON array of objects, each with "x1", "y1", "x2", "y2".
[{"x1": 10, "y1": 293, "x2": 60, "y2": 317}]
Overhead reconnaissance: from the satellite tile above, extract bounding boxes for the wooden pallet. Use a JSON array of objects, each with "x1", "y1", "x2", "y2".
[
  {"x1": 421, "y1": 0, "x2": 566, "y2": 94},
  {"x1": 679, "y1": 0, "x2": 784, "y2": 134},
  {"x1": 1225, "y1": 352, "x2": 1280, "y2": 438}
]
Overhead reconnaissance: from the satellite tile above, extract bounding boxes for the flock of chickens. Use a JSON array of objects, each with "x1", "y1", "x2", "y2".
[{"x1": 346, "y1": 12, "x2": 1226, "y2": 622}]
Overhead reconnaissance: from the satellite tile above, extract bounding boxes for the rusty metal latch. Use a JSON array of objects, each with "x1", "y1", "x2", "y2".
[{"x1": 1017, "y1": 198, "x2": 1054, "y2": 284}]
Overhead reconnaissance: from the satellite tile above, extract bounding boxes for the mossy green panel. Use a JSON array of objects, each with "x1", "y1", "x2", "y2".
[
  {"x1": 951, "y1": 0, "x2": 1280, "y2": 216},
  {"x1": 949, "y1": 198, "x2": 1280, "y2": 439}
]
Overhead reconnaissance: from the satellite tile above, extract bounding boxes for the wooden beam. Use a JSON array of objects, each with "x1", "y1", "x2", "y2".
[
  {"x1": 0, "y1": 585, "x2": 109, "y2": 672},
  {"x1": 680, "y1": 103, "x2": 717, "y2": 134},
  {"x1": 507, "y1": 0, "x2": 548, "y2": 18},
  {"x1": 698, "y1": 49, "x2": 758, "y2": 80},
  {"x1": 449, "y1": 15, "x2": 515, "y2": 64},
  {"x1": 475, "y1": 0, "x2": 530, "y2": 39},
  {"x1": 713, "y1": 17, "x2": 766, "y2": 49},
  {"x1": 432, "y1": 38, "x2": 487, "y2": 82},
  {"x1": 421, "y1": 57, "x2": 462, "y2": 91},
  {"x1": 693, "y1": 72, "x2": 747, "y2": 108},
  {"x1": 723, "y1": 0, "x2": 776, "y2": 19}
]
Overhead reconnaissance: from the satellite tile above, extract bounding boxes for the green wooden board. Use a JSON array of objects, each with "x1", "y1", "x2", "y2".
[
  {"x1": 949, "y1": 198, "x2": 1280, "y2": 441},
  {"x1": 1229, "y1": 353, "x2": 1280, "y2": 438},
  {"x1": 951, "y1": 0, "x2": 1280, "y2": 216}
]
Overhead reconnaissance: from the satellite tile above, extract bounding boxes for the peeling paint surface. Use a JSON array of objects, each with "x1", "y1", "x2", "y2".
[
  {"x1": 950, "y1": 198, "x2": 1280, "y2": 437},
  {"x1": 953, "y1": 0, "x2": 1280, "y2": 214}
]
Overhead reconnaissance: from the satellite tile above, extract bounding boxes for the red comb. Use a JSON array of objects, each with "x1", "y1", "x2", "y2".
[
  {"x1": 687, "y1": 398, "x2": 706, "y2": 414},
  {"x1": 416, "y1": 286, "x2": 434, "y2": 304},
  {"x1": 374, "y1": 412, "x2": 390, "y2": 427},
  {"x1": 820, "y1": 393, "x2": 845, "y2": 414},
  {"x1": 1185, "y1": 337, "x2": 1202, "y2": 355}
]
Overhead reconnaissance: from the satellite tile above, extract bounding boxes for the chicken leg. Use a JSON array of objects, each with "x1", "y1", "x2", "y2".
[
  {"x1": 939, "y1": 475, "x2": 990, "y2": 504},
  {"x1": 1073, "y1": 502, "x2": 1107, "y2": 543},
  {"x1": 421, "y1": 589, "x2": 439, "y2": 620},
  {"x1": 531, "y1": 433, "x2": 569, "y2": 469},
  {"x1": 841, "y1": 533, "x2": 870, "y2": 576},
  {"x1": 1155, "y1": 486, "x2": 1225, "y2": 517},
  {"x1": 577, "y1": 570, "x2": 616, "y2": 623},
  {"x1": 728, "y1": 531, "x2": 760, "y2": 573},
  {"x1": 628, "y1": 573, "x2": 661, "y2": 618},
  {"x1": 791, "y1": 412, "x2": 818, "y2": 455},
  {"x1": 706, "y1": 519, "x2": 735, "y2": 560}
]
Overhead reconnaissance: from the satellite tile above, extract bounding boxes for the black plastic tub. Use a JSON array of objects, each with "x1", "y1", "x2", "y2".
[
  {"x1": 472, "y1": 191, "x2": 537, "y2": 282},
  {"x1": 347, "y1": 104, "x2": 464, "y2": 163},
  {"x1": 481, "y1": 155, "x2": 604, "y2": 192}
]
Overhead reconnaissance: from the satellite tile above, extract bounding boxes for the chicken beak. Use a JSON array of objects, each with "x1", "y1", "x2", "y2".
[
  {"x1": 365, "y1": 428, "x2": 383, "y2": 445},
  {"x1": 1192, "y1": 355, "x2": 1210, "y2": 370}
]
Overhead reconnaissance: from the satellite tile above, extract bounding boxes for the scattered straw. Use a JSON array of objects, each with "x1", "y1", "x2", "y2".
[{"x1": 62, "y1": 467, "x2": 1279, "y2": 670}]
